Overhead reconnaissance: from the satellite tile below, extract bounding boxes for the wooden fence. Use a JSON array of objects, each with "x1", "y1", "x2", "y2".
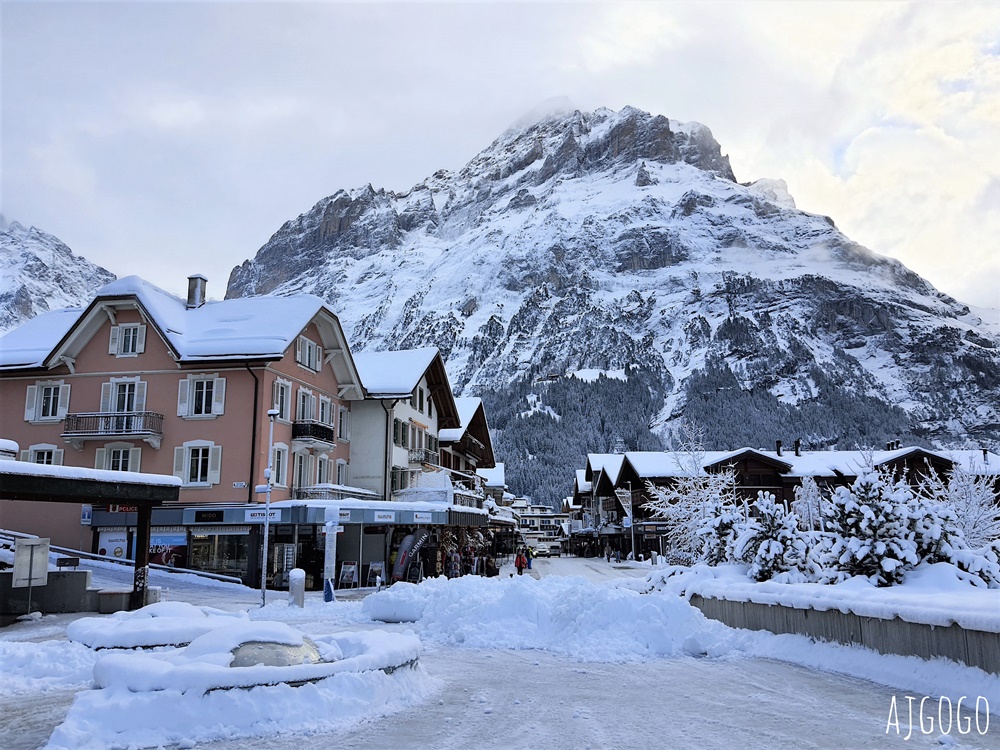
[{"x1": 689, "y1": 594, "x2": 1000, "y2": 674}]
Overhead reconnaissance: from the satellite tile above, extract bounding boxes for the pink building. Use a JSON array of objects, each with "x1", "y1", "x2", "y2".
[{"x1": 0, "y1": 274, "x2": 362, "y2": 579}]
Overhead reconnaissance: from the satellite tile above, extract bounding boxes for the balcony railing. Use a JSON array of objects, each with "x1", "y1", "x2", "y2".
[
  {"x1": 291, "y1": 420, "x2": 336, "y2": 445},
  {"x1": 408, "y1": 448, "x2": 439, "y2": 465},
  {"x1": 294, "y1": 484, "x2": 380, "y2": 502},
  {"x1": 62, "y1": 412, "x2": 164, "y2": 449}
]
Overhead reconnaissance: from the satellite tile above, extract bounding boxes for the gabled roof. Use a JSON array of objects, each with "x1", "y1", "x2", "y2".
[
  {"x1": 439, "y1": 396, "x2": 496, "y2": 467},
  {"x1": 353, "y1": 347, "x2": 460, "y2": 429},
  {"x1": 0, "y1": 276, "x2": 363, "y2": 395},
  {"x1": 584, "y1": 453, "x2": 625, "y2": 483},
  {"x1": 574, "y1": 469, "x2": 592, "y2": 494},
  {"x1": 477, "y1": 462, "x2": 506, "y2": 488}
]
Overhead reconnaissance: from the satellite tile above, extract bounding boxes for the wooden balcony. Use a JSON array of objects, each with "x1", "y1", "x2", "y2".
[{"x1": 62, "y1": 412, "x2": 164, "y2": 449}]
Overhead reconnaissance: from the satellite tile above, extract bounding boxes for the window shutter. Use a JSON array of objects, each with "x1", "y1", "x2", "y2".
[
  {"x1": 173, "y1": 447, "x2": 185, "y2": 479},
  {"x1": 272, "y1": 380, "x2": 279, "y2": 410},
  {"x1": 129, "y1": 448, "x2": 141, "y2": 472},
  {"x1": 316, "y1": 347, "x2": 323, "y2": 370},
  {"x1": 177, "y1": 379, "x2": 190, "y2": 416},
  {"x1": 309, "y1": 394, "x2": 317, "y2": 421},
  {"x1": 20, "y1": 450, "x2": 29, "y2": 461},
  {"x1": 108, "y1": 326, "x2": 120, "y2": 354},
  {"x1": 295, "y1": 336, "x2": 303, "y2": 363},
  {"x1": 212, "y1": 377, "x2": 226, "y2": 415},
  {"x1": 134, "y1": 381, "x2": 147, "y2": 412},
  {"x1": 52, "y1": 449, "x2": 64, "y2": 466},
  {"x1": 208, "y1": 445, "x2": 222, "y2": 485},
  {"x1": 24, "y1": 385, "x2": 37, "y2": 421},
  {"x1": 135, "y1": 325, "x2": 146, "y2": 354},
  {"x1": 57, "y1": 384, "x2": 71, "y2": 418},
  {"x1": 95, "y1": 448, "x2": 107, "y2": 470},
  {"x1": 100, "y1": 382, "x2": 113, "y2": 412}
]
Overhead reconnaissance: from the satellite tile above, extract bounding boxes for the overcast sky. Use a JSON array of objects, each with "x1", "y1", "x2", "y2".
[{"x1": 3, "y1": 1, "x2": 998, "y2": 309}]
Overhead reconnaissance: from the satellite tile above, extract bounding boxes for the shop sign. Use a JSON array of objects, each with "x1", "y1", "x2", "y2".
[
  {"x1": 194, "y1": 510, "x2": 225, "y2": 523},
  {"x1": 245, "y1": 508, "x2": 281, "y2": 523},
  {"x1": 108, "y1": 505, "x2": 138, "y2": 513},
  {"x1": 373, "y1": 511, "x2": 395, "y2": 523},
  {"x1": 413, "y1": 512, "x2": 432, "y2": 523},
  {"x1": 339, "y1": 509, "x2": 351, "y2": 522}
]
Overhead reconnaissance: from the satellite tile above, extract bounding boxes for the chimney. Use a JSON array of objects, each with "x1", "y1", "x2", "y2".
[
  {"x1": 775, "y1": 440, "x2": 782, "y2": 457},
  {"x1": 187, "y1": 274, "x2": 207, "y2": 309},
  {"x1": 885, "y1": 441, "x2": 892, "y2": 451},
  {"x1": 794, "y1": 438, "x2": 801, "y2": 457}
]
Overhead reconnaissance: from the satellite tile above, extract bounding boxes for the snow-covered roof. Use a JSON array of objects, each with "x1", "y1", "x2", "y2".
[
  {"x1": 352, "y1": 347, "x2": 439, "y2": 397},
  {"x1": 621, "y1": 447, "x2": 1000, "y2": 480},
  {"x1": 0, "y1": 276, "x2": 359, "y2": 375},
  {"x1": 439, "y1": 397, "x2": 482, "y2": 442},
  {"x1": 585, "y1": 454, "x2": 625, "y2": 484},
  {"x1": 0, "y1": 459, "x2": 182, "y2": 487},
  {"x1": 477, "y1": 463, "x2": 505, "y2": 487},
  {"x1": 574, "y1": 469, "x2": 591, "y2": 493},
  {"x1": 0, "y1": 307, "x2": 83, "y2": 368}
]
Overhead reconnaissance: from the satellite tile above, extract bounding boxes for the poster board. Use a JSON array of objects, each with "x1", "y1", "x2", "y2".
[
  {"x1": 13, "y1": 538, "x2": 49, "y2": 588},
  {"x1": 367, "y1": 561, "x2": 384, "y2": 587},
  {"x1": 339, "y1": 560, "x2": 358, "y2": 588}
]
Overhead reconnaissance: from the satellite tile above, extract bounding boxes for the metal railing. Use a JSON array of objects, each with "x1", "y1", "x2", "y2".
[
  {"x1": 291, "y1": 420, "x2": 336, "y2": 444},
  {"x1": 62, "y1": 412, "x2": 164, "y2": 439},
  {"x1": 293, "y1": 484, "x2": 381, "y2": 502},
  {"x1": 408, "y1": 448, "x2": 439, "y2": 465}
]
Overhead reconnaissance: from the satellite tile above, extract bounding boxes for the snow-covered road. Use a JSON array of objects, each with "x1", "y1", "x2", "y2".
[{"x1": 2, "y1": 556, "x2": 998, "y2": 749}]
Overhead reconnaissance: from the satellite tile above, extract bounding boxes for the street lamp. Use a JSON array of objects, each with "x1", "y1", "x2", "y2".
[{"x1": 260, "y1": 408, "x2": 280, "y2": 607}]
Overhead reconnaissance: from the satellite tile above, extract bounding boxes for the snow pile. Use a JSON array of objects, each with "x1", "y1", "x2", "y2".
[
  {"x1": 363, "y1": 574, "x2": 731, "y2": 661},
  {"x1": 67, "y1": 601, "x2": 248, "y2": 649},
  {"x1": 46, "y1": 621, "x2": 429, "y2": 750},
  {"x1": 0, "y1": 639, "x2": 98, "y2": 695}
]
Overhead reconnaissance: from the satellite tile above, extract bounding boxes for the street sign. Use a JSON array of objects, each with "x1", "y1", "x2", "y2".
[
  {"x1": 13, "y1": 538, "x2": 49, "y2": 588},
  {"x1": 233, "y1": 481, "x2": 248, "y2": 489}
]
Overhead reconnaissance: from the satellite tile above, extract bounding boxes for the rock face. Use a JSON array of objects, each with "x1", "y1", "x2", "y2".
[
  {"x1": 226, "y1": 105, "x2": 1000, "y2": 501},
  {"x1": 0, "y1": 217, "x2": 116, "y2": 333}
]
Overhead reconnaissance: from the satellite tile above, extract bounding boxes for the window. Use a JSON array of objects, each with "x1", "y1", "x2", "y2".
[
  {"x1": 295, "y1": 336, "x2": 323, "y2": 372},
  {"x1": 96, "y1": 443, "x2": 140, "y2": 472},
  {"x1": 109, "y1": 324, "x2": 147, "y2": 357},
  {"x1": 418, "y1": 388, "x2": 425, "y2": 413},
  {"x1": 100, "y1": 377, "x2": 147, "y2": 413},
  {"x1": 317, "y1": 455, "x2": 330, "y2": 485},
  {"x1": 319, "y1": 397, "x2": 333, "y2": 426},
  {"x1": 293, "y1": 452, "x2": 312, "y2": 489},
  {"x1": 271, "y1": 443, "x2": 289, "y2": 487},
  {"x1": 336, "y1": 459, "x2": 348, "y2": 486},
  {"x1": 173, "y1": 441, "x2": 222, "y2": 487},
  {"x1": 297, "y1": 388, "x2": 316, "y2": 422},
  {"x1": 337, "y1": 407, "x2": 351, "y2": 440},
  {"x1": 178, "y1": 375, "x2": 226, "y2": 417},
  {"x1": 22, "y1": 443, "x2": 64, "y2": 465},
  {"x1": 24, "y1": 381, "x2": 71, "y2": 422},
  {"x1": 272, "y1": 379, "x2": 291, "y2": 421},
  {"x1": 391, "y1": 466, "x2": 409, "y2": 492}
]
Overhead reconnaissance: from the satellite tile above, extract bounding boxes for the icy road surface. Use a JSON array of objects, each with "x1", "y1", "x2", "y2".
[{"x1": 1, "y1": 555, "x2": 997, "y2": 750}]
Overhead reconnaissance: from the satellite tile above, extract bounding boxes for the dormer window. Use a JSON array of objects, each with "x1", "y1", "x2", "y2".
[
  {"x1": 109, "y1": 324, "x2": 146, "y2": 357},
  {"x1": 295, "y1": 336, "x2": 322, "y2": 372}
]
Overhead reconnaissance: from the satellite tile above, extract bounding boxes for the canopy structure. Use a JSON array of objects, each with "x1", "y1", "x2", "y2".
[{"x1": 0, "y1": 461, "x2": 180, "y2": 610}]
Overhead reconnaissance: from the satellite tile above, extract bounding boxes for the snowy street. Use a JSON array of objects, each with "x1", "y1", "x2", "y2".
[{"x1": 2, "y1": 556, "x2": 998, "y2": 749}]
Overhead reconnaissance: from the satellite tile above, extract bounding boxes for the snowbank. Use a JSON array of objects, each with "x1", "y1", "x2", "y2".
[{"x1": 650, "y1": 563, "x2": 1000, "y2": 633}]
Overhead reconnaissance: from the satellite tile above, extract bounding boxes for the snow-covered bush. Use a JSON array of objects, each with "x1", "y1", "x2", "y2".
[
  {"x1": 915, "y1": 460, "x2": 1000, "y2": 549},
  {"x1": 791, "y1": 476, "x2": 824, "y2": 531},
  {"x1": 731, "y1": 491, "x2": 809, "y2": 582},
  {"x1": 820, "y1": 471, "x2": 918, "y2": 587},
  {"x1": 697, "y1": 494, "x2": 742, "y2": 565}
]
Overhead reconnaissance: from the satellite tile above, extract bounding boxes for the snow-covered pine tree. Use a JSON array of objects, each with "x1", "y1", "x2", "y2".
[
  {"x1": 697, "y1": 491, "x2": 742, "y2": 565},
  {"x1": 821, "y1": 470, "x2": 918, "y2": 586},
  {"x1": 731, "y1": 491, "x2": 808, "y2": 581}
]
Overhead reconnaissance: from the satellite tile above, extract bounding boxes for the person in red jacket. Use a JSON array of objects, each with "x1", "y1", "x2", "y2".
[{"x1": 515, "y1": 550, "x2": 528, "y2": 575}]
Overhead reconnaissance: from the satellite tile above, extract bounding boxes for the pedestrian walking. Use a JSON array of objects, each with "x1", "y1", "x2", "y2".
[
  {"x1": 605, "y1": 543, "x2": 612, "y2": 562},
  {"x1": 515, "y1": 550, "x2": 527, "y2": 576},
  {"x1": 526, "y1": 546, "x2": 534, "y2": 569}
]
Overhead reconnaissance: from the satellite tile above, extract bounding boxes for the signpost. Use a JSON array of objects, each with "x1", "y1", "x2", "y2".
[
  {"x1": 13, "y1": 537, "x2": 50, "y2": 615},
  {"x1": 616, "y1": 486, "x2": 636, "y2": 560},
  {"x1": 323, "y1": 505, "x2": 340, "y2": 601}
]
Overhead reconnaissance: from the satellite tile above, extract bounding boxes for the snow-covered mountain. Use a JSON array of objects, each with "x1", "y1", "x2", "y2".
[
  {"x1": 0, "y1": 216, "x2": 116, "y2": 333},
  {"x1": 227, "y1": 105, "x2": 1000, "y2": 501}
]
